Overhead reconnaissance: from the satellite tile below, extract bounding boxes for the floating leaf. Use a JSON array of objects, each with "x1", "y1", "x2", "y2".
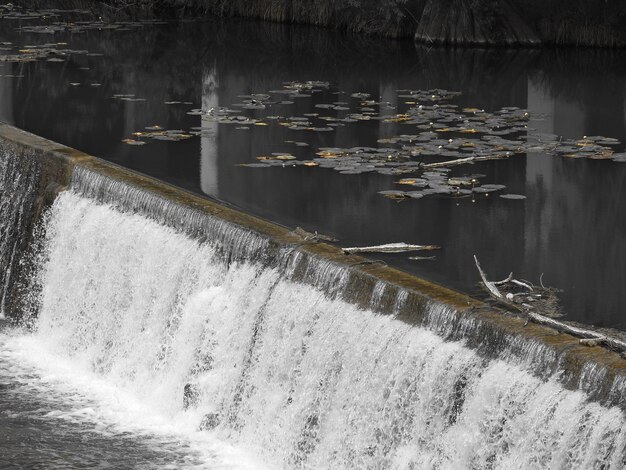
[
  {"x1": 378, "y1": 190, "x2": 408, "y2": 200},
  {"x1": 396, "y1": 178, "x2": 421, "y2": 185},
  {"x1": 480, "y1": 184, "x2": 506, "y2": 191},
  {"x1": 448, "y1": 177, "x2": 476, "y2": 187},
  {"x1": 239, "y1": 163, "x2": 270, "y2": 168},
  {"x1": 122, "y1": 139, "x2": 146, "y2": 146},
  {"x1": 500, "y1": 194, "x2": 526, "y2": 200}
]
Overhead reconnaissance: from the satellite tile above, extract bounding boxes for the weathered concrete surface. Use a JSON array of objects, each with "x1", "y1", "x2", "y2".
[{"x1": 1, "y1": 122, "x2": 626, "y2": 409}]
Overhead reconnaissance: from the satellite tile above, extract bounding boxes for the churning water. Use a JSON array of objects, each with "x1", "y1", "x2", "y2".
[{"x1": 0, "y1": 148, "x2": 625, "y2": 468}]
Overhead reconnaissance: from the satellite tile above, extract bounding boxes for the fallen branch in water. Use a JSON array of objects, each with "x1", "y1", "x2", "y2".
[
  {"x1": 473, "y1": 255, "x2": 626, "y2": 353},
  {"x1": 474, "y1": 255, "x2": 506, "y2": 301},
  {"x1": 343, "y1": 243, "x2": 440, "y2": 254},
  {"x1": 422, "y1": 154, "x2": 510, "y2": 170},
  {"x1": 422, "y1": 156, "x2": 476, "y2": 169}
]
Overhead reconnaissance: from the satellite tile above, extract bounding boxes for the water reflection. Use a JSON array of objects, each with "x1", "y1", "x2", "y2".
[
  {"x1": 201, "y1": 66, "x2": 219, "y2": 198},
  {"x1": 1, "y1": 17, "x2": 625, "y2": 328}
]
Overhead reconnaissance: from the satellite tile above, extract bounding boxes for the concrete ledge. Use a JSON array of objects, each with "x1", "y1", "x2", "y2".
[{"x1": 2, "y1": 122, "x2": 626, "y2": 409}]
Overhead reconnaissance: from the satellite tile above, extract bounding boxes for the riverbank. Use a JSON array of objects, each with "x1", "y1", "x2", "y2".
[{"x1": 18, "y1": 0, "x2": 626, "y2": 47}]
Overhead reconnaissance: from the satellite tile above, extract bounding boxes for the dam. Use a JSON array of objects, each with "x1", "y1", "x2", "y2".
[
  {"x1": 1, "y1": 4, "x2": 626, "y2": 469},
  {"x1": 1, "y1": 123, "x2": 626, "y2": 468}
]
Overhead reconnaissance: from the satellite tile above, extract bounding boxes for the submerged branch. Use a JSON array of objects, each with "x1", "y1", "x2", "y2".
[{"x1": 422, "y1": 154, "x2": 509, "y2": 170}]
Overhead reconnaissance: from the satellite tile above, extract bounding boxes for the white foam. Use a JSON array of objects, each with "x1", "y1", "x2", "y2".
[
  {"x1": 0, "y1": 331, "x2": 265, "y2": 470},
  {"x1": 20, "y1": 190, "x2": 626, "y2": 469}
]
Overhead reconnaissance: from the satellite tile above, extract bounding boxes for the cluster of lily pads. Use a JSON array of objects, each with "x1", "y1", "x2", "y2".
[
  {"x1": 0, "y1": 3, "x2": 166, "y2": 33},
  {"x1": 122, "y1": 126, "x2": 193, "y2": 145},
  {"x1": 227, "y1": 84, "x2": 622, "y2": 202},
  {"x1": 0, "y1": 4, "x2": 72, "y2": 20},
  {"x1": 0, "y1": 42, "x2": 96, "y2": 64},
  {"x1": 117, "y1": 79, "x2": 626, "y2": 203},
  {"x1": 17, "y1": 20, "x2": 166, "y2": 35},
  {"x1": 379, "y1": 174, "x2": 524, "y2": 201},
  {"x1": 165, "y1": 85, "x2": 463, "y2": 136}
]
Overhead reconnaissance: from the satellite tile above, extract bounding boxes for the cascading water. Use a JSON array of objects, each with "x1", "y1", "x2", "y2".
[
  {"x1": 1, "y1": 148, "x2": 625, "y2": 468},
  {"x1": 0, "y1": 143, "x2": 40, "y2": 317},
  {"x1": 15, "y1": 173, "x2": 626, "y2": 467}
]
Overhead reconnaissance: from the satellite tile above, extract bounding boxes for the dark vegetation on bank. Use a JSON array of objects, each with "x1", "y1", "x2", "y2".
[{"x1": 21, "y1": 0, "x2": 626, "y2": 47}]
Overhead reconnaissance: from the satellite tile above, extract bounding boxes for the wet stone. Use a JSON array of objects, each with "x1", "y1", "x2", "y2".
[
  {"x1": 183, "y1": 383, "x2": 199, "y2": 410},
  {"x1": 199, "y1": 413, "x2": 221, "y2": 431}
]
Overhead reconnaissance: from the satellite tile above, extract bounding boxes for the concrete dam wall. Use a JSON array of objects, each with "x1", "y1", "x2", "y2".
[{"x1": 1, "y1": 123, "x2": 626, "y2": 467}]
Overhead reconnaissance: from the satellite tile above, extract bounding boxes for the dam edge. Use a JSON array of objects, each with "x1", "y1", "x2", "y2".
[{"x1": 1, "y1": 122, "x2": 625, "y2": 409}]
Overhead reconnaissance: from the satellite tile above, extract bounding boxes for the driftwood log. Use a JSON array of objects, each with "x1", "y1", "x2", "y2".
[{"x1": 343, "y1": 243, "x2": 440, "y2": 255}]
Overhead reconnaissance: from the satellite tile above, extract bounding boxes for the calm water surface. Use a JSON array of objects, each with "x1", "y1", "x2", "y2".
[{"x1": 0, "y1": 14, "x2": 625, "y2": 329}]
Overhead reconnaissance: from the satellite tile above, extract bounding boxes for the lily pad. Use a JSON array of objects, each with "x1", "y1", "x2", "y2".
[
  {"x1": 378, "y1": 190, "x2": 408, "y2": 200},
  {"x1": 500, "y1": 194, "x2": 526, "y2": 200}
]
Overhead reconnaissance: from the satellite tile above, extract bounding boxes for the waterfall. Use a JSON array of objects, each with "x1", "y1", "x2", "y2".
[
  {"x1": 0, "y1": 142, "x2": 40, "y2": 317},
  {"x1": 0, "y1": 140, "x2": 624, "y2": 468},
  {"x1": 23, "y1": 181, "x2": 626, "y2": 468}
]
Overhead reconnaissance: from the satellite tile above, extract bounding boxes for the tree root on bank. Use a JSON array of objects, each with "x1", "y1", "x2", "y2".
[{"x1": 473, "y1": 255, "x2": 626, "y2": 354}]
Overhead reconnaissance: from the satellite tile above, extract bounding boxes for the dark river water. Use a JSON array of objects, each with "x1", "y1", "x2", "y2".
[{"x1": 1, "y1": 11, "x2": 626, "y2": 330}]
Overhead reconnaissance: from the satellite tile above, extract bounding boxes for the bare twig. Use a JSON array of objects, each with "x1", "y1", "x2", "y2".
[
  {"x1": 473, "y1": 255, "x2": 503, "y2": 300},
  {"x1": 493, "y1": 272, "x2": 513, "y2": 285},
  {"x1": 422, "y1": 154, "x2": 510, "y2": 170},
  {"x1": 510, "y1": 279, "x2": 534, "y2": 291}
]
